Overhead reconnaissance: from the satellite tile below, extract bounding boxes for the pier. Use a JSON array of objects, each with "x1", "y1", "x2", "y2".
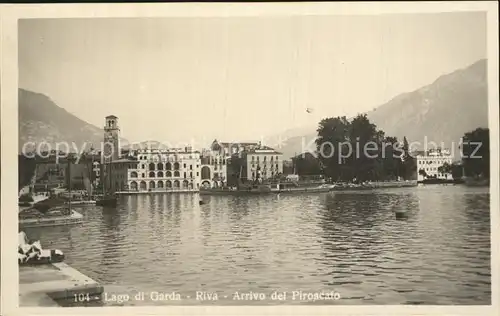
[{"x1": 19, "y1": 262, "x2": 103, "y2": 306}]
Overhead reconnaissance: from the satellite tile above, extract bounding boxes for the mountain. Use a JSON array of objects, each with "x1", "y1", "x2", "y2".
[
  {"x1": 18, "y1": 88, "x2": 127, "y2": 153},
  {"x1": 272, "y1": 59, "x2": 488, "y2": 159}
]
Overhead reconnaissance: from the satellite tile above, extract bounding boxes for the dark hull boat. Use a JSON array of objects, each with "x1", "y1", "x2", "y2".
[{"x1": 95, "y1": 195, "x2": 118, "y2": 207}]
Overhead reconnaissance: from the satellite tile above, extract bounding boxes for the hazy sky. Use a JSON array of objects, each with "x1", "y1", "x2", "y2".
[{"x1": 19, "y1": 13, "x2": 486, "y2": 144}]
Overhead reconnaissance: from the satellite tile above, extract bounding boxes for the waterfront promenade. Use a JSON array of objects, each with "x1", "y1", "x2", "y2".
[{"x1": 19, "y1": 262, "x2": 103, "y2": 306}]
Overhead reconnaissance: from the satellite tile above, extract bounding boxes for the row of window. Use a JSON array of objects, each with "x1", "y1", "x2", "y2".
[
  {"x1": 418, "y1": 160, "x2": 452, "y2": 165},
  {"x1": 251, "y1": 164, "x2": 280, "y2": 169},
  {"x1": 139, "y1": 162, "x2": 200, "y2": 171},
  {"x1": 137, "y1": 154, "x2": 199, "y2": 161},
  {"x1": 251, "y1": 171, "x2": 276, "y2": 177},
  {"x1": 251, "y1": 156, "x2": 279, "y2": 161},
  {"x1": 130, "y1": 171, "x2": 199, "y2": 178},
  {"x1": 128, "y1": 179, "x2": 198, "y2": 190}
]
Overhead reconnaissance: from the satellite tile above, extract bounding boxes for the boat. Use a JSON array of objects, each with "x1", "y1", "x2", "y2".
[
  {"x1": 331, "y1": 180, "x2": 417, "y2": 191},
  {"x1": 200, "y1": 183, "x2": 273, "y2": 196},
  {"x1": 95, "y1": 156, "x2": 118, "y2": 207},
  {"x1": 19, "y1": 206, "x2": 84, "y2": 228},
  {"x1": 95, "y1": 195, "x2": 118, "y2": 207},
  {"x1": 65, "y1": 199, "x2": 96, "y2": 206},
  {"x1": 19, "y1": 158, "x2": 84, "y2": 228},
  {"x1": 271, "y1": 182, "x2": 335, "y2": 194}
]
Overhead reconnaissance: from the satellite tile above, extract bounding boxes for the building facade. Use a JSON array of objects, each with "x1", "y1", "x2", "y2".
[
  {"x1": 127, "y1": 147, "x2": 202, "y2": 192},
  {"x1": 198, "y1": 140, "x2": 234, "y2": 188},
  {"x1": 220, "y1": 141, "x2": 284, "y2": 186},
  {"x1": 416, "y1": 148, "x2": 453, "y2": 181}
]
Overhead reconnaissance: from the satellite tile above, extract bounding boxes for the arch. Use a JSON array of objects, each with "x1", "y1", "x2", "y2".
[
  {"x1": 201, "y1": 166, "x2": 211, "y2": 180},
  {"x1": 157, "y1": 171, "x2": 164, "y2": 178},
  {"x1": 149, "y1": 181, "x2": 156, "y2": 189},
  {"x1": 173, "y1": 180, "x2": 180, "y2": 188},
  {"x1": 140, "y1": 181, "x2": 147, "y2": 190},
  {"x1": 201, "y1": 180, "x2": 211, "y2": 189},
  {"x1": 130, "y1": 181, "x2": 138, "y2": 190},
  {"x1": 166, "y1": 162, "x2": 172, "y2": 170},
  {"x1": 157, "y1": 163, "x2": 164, "y2": 170},
  {"x1": 174, "y1": 171, "x2": 180, "y2": 177},
  {"x1": 174, "y1": 162, "x2": 180, "y2": 170},
  {"x1": 130, "y1": 171, "x2": 138, "y2": 178},
  {"x1": 149, "y1": 163, "x2": 155, "y2": 171},
  {"x1": 165, "y1": 180, "x2": 172, "y2": 188},
  {"x1": 166, "y1": 171, "x2": 172, "y2": 177},
  {"x1": 149, "y1": 171, "x2": 155, "y2": 178},
  {"x1": 157, "y1": 180, "x2": 164, "y2": 189},
  {"x1": 182, "y1": 180, "x2": 189, "y2": 189}
]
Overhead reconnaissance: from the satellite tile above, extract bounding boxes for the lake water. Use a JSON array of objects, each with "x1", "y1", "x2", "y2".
[{"x1": 23, "y1": 185, "x2": 491, "y2": 305}]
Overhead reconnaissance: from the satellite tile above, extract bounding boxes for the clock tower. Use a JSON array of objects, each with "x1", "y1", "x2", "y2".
[{"x1": 103, "y1": 115, "x2": 121, "y2": 162}]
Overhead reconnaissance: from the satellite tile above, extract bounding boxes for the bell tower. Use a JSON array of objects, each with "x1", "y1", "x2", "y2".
[{"x1": 103, "y1": 115, "x2": 121, "y2": 162}]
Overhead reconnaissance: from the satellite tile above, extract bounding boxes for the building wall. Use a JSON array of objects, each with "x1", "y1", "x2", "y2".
[
  {"x1": 199, "y1": 149, "x2": 229, "y2": 188},
  {"x1": 417, "y1": 154, "x2": 453, "y2": 181},
  {"x1": 126, "y1": 149, "x2": 201, "y2": 191},
  {"x1": 245, "y1": 153, "x2": 283, "y2": 181}
]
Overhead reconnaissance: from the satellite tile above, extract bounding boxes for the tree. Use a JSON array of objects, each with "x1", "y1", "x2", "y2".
[
  {"x1": 418, "y1": 169, "x2": 428, "y2": 179},
  {"x1": 398, "y1": 136, "x2": 417, "y2": 180},
  {"x1": 348, "y1": 114, "x2": 380, "y2": 182},
  {"x1": 292, "y1": 152, "x2": 322, "y2": 176},
  {"x1": 451, "y1": 162, "x2": 464, "y2": 180},
  {"x1": 437, "y1": 162, "x2": 453, "y2": 178},
  {"x1": 315, "y1": 114, "x2": 403, "y2": 182},
  {"x1": 462, "y1": 128, "x2": 489, "y2": 178},
  {"x1": 315, "y1": 116, "x2": 351, "y2": 181}
]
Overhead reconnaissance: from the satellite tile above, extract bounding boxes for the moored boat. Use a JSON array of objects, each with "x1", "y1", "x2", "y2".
[
  {"x1": 95, "y1": 194, "x2": 118, "y2": 207},
  {"x1": 19, "y1": 206, "x2": 83, "y2": 228}
]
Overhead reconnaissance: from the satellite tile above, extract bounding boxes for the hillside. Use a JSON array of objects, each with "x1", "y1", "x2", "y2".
[
  {"x1": 273, "y1": 59, "x2": 488, "y2": 159},
  {"x1": 18, "y1": 89, "x2": 127, "y2": 153}
]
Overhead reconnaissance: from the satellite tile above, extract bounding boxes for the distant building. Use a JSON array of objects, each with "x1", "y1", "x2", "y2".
[{"x1": 416, "y1": 148, "x2": 453, "y2": 181}]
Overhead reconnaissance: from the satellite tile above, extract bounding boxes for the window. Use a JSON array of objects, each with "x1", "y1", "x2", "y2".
[
  {"x1": 184, "y1": 172, "x2": 187, "y2": 179},
  {"x1": 190, "y1": 165, "x2": 193, "y2": 170},
  {"x1": 142, "y1": 173, "x2": 145, "y2": 178},
  {"x1": 196, "y1": 172, "x2": 199, "y2": 176},
  {"x1": 184, "y1": 163, "x2": 186, "y2": 168}
]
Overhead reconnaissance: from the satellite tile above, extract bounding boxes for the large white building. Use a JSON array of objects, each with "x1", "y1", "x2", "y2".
[
  {"x1": 129, "y1": 147, "x2": 202, "y2": 192},
  {"x1": 416, "y1": 148, "x2": 453, "y2": 181}
]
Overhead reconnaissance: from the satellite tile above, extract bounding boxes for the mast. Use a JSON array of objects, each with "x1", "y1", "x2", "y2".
[
  {"x1": 293, "y1": 152, "x2": 297, "y2": 175},
  {"x1": 67, "y1": 156, "x2": 72, "y2": 211}
]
